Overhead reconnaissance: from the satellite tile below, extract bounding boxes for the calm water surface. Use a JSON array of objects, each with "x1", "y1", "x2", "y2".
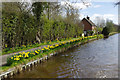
[{"x1": 14, "y1": 34, "x2": 118, "y2": 78}]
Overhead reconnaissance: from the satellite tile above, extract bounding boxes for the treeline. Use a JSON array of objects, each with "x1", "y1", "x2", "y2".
[
  {"x1": 2, "y1": 2, "x2": 83, "y2": 49},
  {"x1": 101, "y1": 20, "x2": 118, "y2": 36}
]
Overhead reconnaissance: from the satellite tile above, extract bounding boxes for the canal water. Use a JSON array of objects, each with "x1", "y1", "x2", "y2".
[{"x1": 13, "y1": 34, "x2": 118, "y2": 78}]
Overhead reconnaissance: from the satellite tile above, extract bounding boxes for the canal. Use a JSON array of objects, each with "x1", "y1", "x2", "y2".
[{"x1": 13, "y1": 34, "x2": 118, "y2": 78}]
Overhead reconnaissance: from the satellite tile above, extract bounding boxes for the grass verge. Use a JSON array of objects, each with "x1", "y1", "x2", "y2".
[{"x1": 0, "y1": 34, "x2": 103, "y2": 74}]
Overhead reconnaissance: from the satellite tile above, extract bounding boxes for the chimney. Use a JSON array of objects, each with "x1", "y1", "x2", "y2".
[{"x1": 87, "y1": 16, "x2": 90, "y2": 20}]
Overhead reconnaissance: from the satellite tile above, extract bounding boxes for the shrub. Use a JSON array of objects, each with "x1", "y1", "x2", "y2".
[
  {"x1": 86, "y1": 31, "x2": 94, "y2": 36},
  {"x1": 102, "y1": 27, "x2": 110, "y2": 36}
]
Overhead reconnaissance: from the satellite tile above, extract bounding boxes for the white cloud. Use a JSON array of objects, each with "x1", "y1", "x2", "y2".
[
  {"x1": 91, "y1": 14, "x2": 118, "y2": 24},
  {"x1": 61, "y1": 1, "x2": 91, "y2": 10},
  {"x1": 103, "y1": 14, "x2": 115, "y2": 20},
  {"x1": 73, "y1": 3, "x2": 91, "y2": 9}
]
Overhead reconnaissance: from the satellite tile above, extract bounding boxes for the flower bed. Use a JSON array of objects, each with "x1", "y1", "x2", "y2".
[{"x1": 6, "y1": 34, "x2": 103, "y2": 66}]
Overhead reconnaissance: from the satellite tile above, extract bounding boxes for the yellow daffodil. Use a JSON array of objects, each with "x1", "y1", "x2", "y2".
[
  {"x1": 50, "y1": 46, "x2": 54, "y2": 48},
  {"x1": 15, "y1": 58, "x2": 20, "y2": 61},
  {"x1": 19, "y1": 55, "x2": 22, "y2": 57},
  {"x1": 11, "y1": 57, "x2": 13, "y2": 59},
  {"x1": 46, "y1": 48, "x2": 49, "y2": 50},
  {"x1": 24, "y1": 53, "x2": 29, "y2": 57},
  {"x1": 23, "y1": 52, "x2": 25, "y2": 54},
  {"x1": 5, "y1": 44, "x2": 7, "y2": 48},
  {"x1": 16, "y1": 55, "x2": 19, "y2": 58},
  {"x1": 44, "y1": 47, "x2": 46, "y2": 48},
  {"x1": 14, "y1": 58, "x2": 16, "y2": 60},
  {"x1": 33, "y1": 53, "x2": 35, "y2": 55}
]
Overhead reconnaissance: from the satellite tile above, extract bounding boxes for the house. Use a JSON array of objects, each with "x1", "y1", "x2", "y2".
[{"x1": 81, "y1": 16, "x2": 97, "y2": 36}]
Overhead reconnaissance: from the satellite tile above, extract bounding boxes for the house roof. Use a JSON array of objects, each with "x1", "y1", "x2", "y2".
[{"x1": 82, "y1": 18, "x2": 97, "y2": 27}]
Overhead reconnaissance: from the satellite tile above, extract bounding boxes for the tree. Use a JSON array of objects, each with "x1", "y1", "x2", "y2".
[
  {"x1": 2, "y1": 2, "x2": 36, "y2": 48},
  {"x1": 62, "y1": 1, "x2": 84, "y2": 38},
  {"x1": 106, "y1": 20, "x2": 116, "y2": 32},
  {"x1": 102, "y1": 27, "x2": 110, "y2": 36},
  {"x1": 31, "y1": 2, "x2": 47, "y2": 43},
  {"x1": 2, "y1": 1, "x2": 88, "y2": 50}
]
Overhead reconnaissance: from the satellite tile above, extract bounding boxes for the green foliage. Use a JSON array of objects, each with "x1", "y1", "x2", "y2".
[
  {"x1": 101, "y1": 20, "x2": 117, "y2": 36},
  {"x1": 2, "y1": 2, "x2": 83, "y2": 52},
  {"x1": 32, "y1": 2, "x2": 47, "y2": 21},
  {"x1": 86, "y1": 31, "x2": 94, "y2": 36},
  {"x1": 102, "y1": 27, "x2": 110, "y2": 36},
  {"x1": 41, "y1": 15, "x2": 54, "y2": 40},
  {"x1": 106, "y1": 20, "x2": 116, "y2": 32},
  {"x1": 97, "y1": 27, "x2": 103, "y2": 33}
]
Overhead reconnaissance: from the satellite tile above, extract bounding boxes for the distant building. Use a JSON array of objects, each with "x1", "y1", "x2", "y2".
[{"x1": 81, "y1": 16, "x2": 97, "y2": 35}]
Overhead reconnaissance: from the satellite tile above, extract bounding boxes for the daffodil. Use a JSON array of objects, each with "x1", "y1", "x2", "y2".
[
  {"x1": 24, "y1": 53, "x2": 29, "y2": 58},
  {"x1": 46, "y1": 48, "x2": 49, "y2": 50},
  {"x1": 11, "y1": 57, "x2": 13, "y2": 59},
  {"x1": 15, "y1": 58, "x2": 20, "y2": 61},
  {"x1": 23, "y1": 52, "x2": 25, "y2": 54},
  {"x1": 55, "y1": 44, "x2": 59, "y2": 47},
  {"x1": 44, "y1": 47, "x2": 46, "y2": 48},
  {"x1": 33, "y1": 53, "x2": 35, "y2": 55},
  {"x1": 14, "y1": 58, "x2": 16, "y2": 60},
  {"x1": 5, "y1": 44, "x2": 7, "y2": 48},
  {"x1": 50, "y1": 46, "x2": 54, "y2": 48},
  {"x1": 19, "y1": 55, "x2": 22, "y2": 57}
]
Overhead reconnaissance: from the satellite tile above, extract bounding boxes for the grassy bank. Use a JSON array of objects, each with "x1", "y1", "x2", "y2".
[
  {"x1": 4, "y1": 32, "x2": 116, "y2": 55},
  {"x1": 0, "y1": 34, "x2": 103, "y2": 73},
  {"x1": 2, "y1": 37, "x2": 83, "y2": 55},
  {"x1": 109, "y1": 32, "x2": 118, "y2": 36}
]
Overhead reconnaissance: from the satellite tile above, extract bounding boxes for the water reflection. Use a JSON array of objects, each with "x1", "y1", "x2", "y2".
[{"x1": 14, "y1": 34, "x2": 118, "y2": 78}]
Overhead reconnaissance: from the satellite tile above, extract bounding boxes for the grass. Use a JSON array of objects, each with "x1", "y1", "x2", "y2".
[
  {"x1": 2, "y1": 32, "x2": 118, "y2": 55},
  {"x1": 2, "y1": 37, "x2": 80, "y2": 55},
  {"x1": 0, "y1": 34, "x2": 104, "y2": 73},
  {"x1": 109, "y1": 32, "x2": 118, "y2": 36},
  {"x1": 0, "y1": 40, "x2": 78, "y2": 73}
]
